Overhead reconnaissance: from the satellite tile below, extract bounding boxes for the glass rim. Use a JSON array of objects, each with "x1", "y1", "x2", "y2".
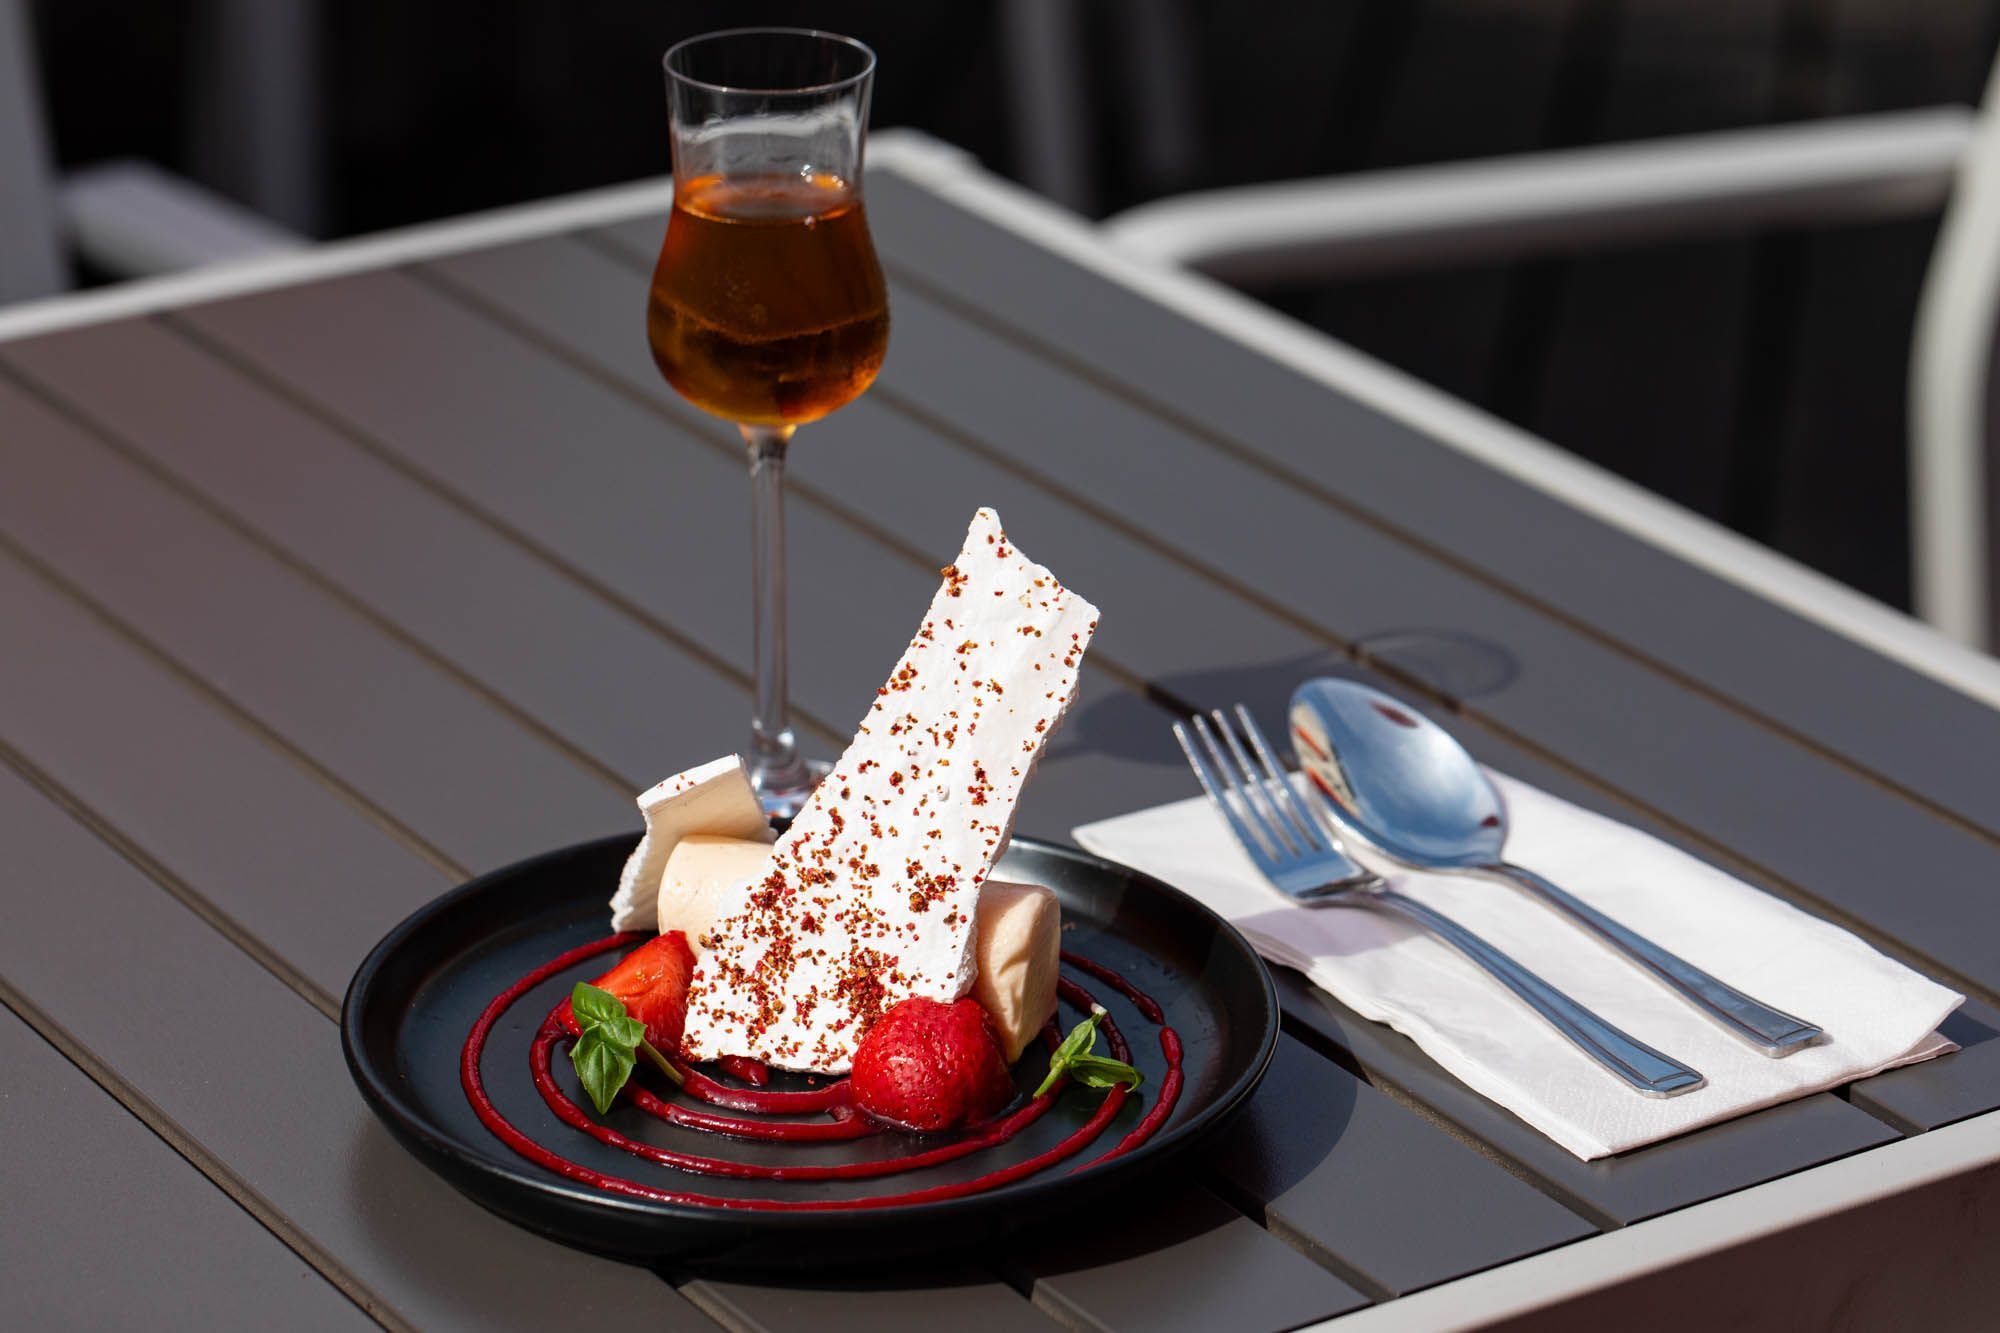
[{"x1": 663, "y1": 27, "x2": 876, "y2": 98}]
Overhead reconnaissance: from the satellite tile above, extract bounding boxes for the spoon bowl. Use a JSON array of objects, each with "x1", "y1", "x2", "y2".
[{"x1": 1287, "y1": 679, "x2": 1505, "y2": 869}]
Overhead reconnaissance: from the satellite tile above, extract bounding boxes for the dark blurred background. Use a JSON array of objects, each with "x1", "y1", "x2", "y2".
[{"x1": 29, "y1": 0, "x2": 2000, "y2": 613}]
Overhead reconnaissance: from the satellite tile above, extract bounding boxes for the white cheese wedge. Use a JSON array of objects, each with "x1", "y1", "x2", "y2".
[
  {"x1": 969, "y1": 880, "x2": 1062, "y2": 1063},
  {"x1": 657, "y1": 833, "x2": 776, "y2": 954},
  {"x1": 661, "y1": 835, "x2": 1060, "y2": 1061},
  {"x1": 681, "y1": 507, "x2": 1098, "y2": 1072},
  {"x1": 607, "y1": 755, "x2": 772, "y2": 933}
]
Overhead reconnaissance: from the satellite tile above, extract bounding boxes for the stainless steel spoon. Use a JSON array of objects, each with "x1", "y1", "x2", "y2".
[{"x1": 1289, "y1": 677, "x2": 1823, "y2": 1056}]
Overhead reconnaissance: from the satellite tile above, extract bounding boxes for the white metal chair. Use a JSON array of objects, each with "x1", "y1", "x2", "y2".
[
  {"x1": 0, "y1": 0, "x2": 304, "y2": 306},
  {"x1": 0, "y1": 0, "x2": 62, "y2": 302},
  {"x1": 1106, "y1": 61, "x2": 2000, "y2": 651}
]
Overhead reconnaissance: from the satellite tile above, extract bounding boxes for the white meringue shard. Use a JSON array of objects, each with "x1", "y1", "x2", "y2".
[{"x1": 680, "y1": 508, "x2": 1097, "y2": 1072}]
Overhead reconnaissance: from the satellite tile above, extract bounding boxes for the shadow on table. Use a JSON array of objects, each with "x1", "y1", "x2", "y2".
[
  {"x1": 1035, "y1": 684, "x2": 1188, "y2": 768},
  {"x1": 1143, "y1": 635, "x2": 1516, "y2": 726},
  {"x1": 1939, "y1": 1005, "x2": 2000, "y2": 1052},
  {"x1": 639, "y1": 1073, "x2": 1356, "y2": 1290},
  {"x1": 1014, "y1": 1036, "x2": 1362, "y2": 1282},
  {"x1": 1030, "y1": 631, "x2": 1516, "y2": 776}
]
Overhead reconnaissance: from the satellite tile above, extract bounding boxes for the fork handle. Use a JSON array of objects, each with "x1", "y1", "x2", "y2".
[
  {"x1": 1368, "y1": 888, "x2": 1706, "y2": 1098},
  {"x1": 1486, "y1": 862, "x2": 1822, "y2": 1057}
]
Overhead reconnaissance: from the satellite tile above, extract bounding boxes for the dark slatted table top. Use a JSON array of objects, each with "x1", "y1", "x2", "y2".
[{"x1": 5, "y1": 135, "x2": 2000, "y2": 1331}]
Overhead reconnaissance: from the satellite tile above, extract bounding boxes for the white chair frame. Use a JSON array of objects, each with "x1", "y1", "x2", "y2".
[
  {"x1": 0, "y1": 0, "x2": 63, "y2": 302},
  {"x1": 1, "y1": 0, "x2": 304, "y2": 307},
  {"x1": 1106, "y1": 87, "x2": 2000, "y2": 650}
]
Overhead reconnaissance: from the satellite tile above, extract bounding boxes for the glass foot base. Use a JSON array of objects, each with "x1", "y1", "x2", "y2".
[{"x1": 751, "y1": 757, "x2": 833, "y2": 822}]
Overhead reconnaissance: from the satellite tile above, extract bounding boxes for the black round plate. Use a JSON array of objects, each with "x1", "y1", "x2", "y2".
[{"x1": 342, "y1": 834, "x2": 1276, "y2": 1268}]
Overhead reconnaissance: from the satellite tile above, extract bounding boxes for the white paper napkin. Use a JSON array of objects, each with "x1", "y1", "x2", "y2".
[{"x1": 1074, "y1": 770, "x2": 1963, "y2": 1159}]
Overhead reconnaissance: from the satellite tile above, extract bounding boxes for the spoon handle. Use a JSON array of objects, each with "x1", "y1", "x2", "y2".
[
  {"x1": 1365, "y1": 888, "x2": 1705, "y2": 1097},
  {"x1": 1489, "y1": 862, "x2": 1823, "y2": 1056}
]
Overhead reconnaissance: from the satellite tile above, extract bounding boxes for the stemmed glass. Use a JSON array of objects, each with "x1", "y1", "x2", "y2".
[{"x1": 648, "y1": 29, "x2": 889, "y2": 818}]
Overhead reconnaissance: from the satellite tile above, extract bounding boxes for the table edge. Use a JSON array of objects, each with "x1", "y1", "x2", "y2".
[
  {"x1": 0, "y1": 174, "x2": 678, "y2": 347},
  {"x1": 1302, "y1": 1103, "x2": 2000, "y2": 1329}
]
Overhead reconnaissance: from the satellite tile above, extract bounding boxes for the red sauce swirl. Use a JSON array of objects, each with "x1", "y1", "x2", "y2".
[{"x1": 460, "y1": 933, "x2": 1182, "y2": 1211}]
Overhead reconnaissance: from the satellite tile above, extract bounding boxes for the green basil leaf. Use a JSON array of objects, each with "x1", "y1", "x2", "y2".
[
  {"x1": 571, "y1": 1033, "x2": 636, "y2": 1116},
  {"x1": 1033, "y1": 1010, "x2": 1107, "y2": 1097},
  {"x1": 570, "y1": 982, "x2": 627, "y2": 1027},
  {"x1": 567, "y1": 984, "x2": 648, "y2": 1115},
  {"x1": 1055, "y1": 1010, "x2": 1104, "y2": 1063},
  {"x1": 602, "y1": 1014, "x2": 648, "y2": 1048},
  {"x1": 1067, "y1": 1054, "x2": 1143, "y2": 1090}
]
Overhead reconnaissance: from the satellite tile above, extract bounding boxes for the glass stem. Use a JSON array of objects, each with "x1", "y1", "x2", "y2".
[{"x1": 744, "y1": 424, "x2": 809, "y2": 812}]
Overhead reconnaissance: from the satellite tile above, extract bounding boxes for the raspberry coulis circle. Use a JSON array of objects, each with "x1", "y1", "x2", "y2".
[{"x1": 460, "y1": 933, "x2": 1183, "y2": 1211}]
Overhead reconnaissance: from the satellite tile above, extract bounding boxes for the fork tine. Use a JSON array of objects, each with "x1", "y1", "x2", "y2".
[
  {"x1": 1209, "y1": 710, "x2": 1303, "y2": 857},
  {"x1": 1173, "y1": 721, "x2": 1280, "y2": 873},
  {"x1": 1233, "y1": 704, "x2": 1328, "y2": 852},
  {"x1": 1192, "y1": 714, "x2": 1293, "y2": 860}
]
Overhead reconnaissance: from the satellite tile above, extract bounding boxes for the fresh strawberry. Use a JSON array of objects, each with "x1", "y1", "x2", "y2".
[
  {"x1": 592, "y1": 931, "x2": 697, "y2": 1052},
  {"x1": 849, "y1": 997, "x2": 1014, "y2": 1132}
]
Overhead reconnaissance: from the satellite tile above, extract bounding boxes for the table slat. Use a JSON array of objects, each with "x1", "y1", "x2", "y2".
[
  {"x1": 0, "y1": 373, "x2": 629, "y2": 878},
  {"x1": 170, "y1": 269, "x2": 931, "y2": 736},
  {"x1": 0, "y1": 759, "x2": 714, "y2": 1331},
  {"x1": 162, "y1": 268, "x2": 1200, "y2": 828},
  {"x1": 1277, "y1": 972, "x2": 1901, "y2": 1227},
  {"x1": 1207, "y1": 1034, "x2": 1591, "y2": 1295},
  {"x1": 0, "y1": 322, "x2": 1178, "y2": 861},
  {"x1": 680, "y1": 1271, "x2": 1058, "y2": 1333},
  {"x1": 2, "y1": 317, "x2": 781, "y2": 786},
  {"x1": 1009, "y1": 1185, "x2": 1371, "y2": 1331},
  {"x1": 0, "y1": 541, "x2": 448, "y2": 1005},
  {"x1": 420, "y1": 240, "x2": 1315, "y2": 694},
  {"x1": 0, "y1": 1004, "x2": 374, "y2": 1333},
  {"x1": 1849, "y1": 999, "x2": 2000, "y2": 1132}
]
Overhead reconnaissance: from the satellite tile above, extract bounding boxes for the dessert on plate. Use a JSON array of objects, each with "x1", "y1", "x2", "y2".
[{"x1": 460, "y1": 508, "x2": 1183, "y2": 1207}]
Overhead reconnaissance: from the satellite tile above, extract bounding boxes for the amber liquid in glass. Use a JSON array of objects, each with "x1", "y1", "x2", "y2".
[{"x1": 647, "y1": 172, "x2": 890, "y2": 428}]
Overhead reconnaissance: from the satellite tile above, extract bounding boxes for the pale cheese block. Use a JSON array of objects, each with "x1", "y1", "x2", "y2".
[
  {"x1": 657, "y1": 833, "x2": 776, "y2": 954},
  {"x1": 664, "y1": 835, "x2": 1060, "y2": 1062},
  {"x1": 607, "y1": 754, "x2": 772, "y2": 933},
  {"x1": 681, "y1": 508, "x2": 1099, "y2": 1071},
  {"x1": 969, "y1": 880, "x2": 1062, "y2": 1062}
]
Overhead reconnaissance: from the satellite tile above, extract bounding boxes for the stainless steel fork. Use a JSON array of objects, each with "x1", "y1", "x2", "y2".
[{"x1": 1174, "y1": 705, "x2": 1705, "y2": 1098}]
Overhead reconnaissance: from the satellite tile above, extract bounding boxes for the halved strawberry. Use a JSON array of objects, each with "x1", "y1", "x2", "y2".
[
  {"x1": 849, "y1": 996, "x2": 1014, "y2": 1132},
  {"x1": 592, "y1": 931, "x2": 697, "y2": 1052}
]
